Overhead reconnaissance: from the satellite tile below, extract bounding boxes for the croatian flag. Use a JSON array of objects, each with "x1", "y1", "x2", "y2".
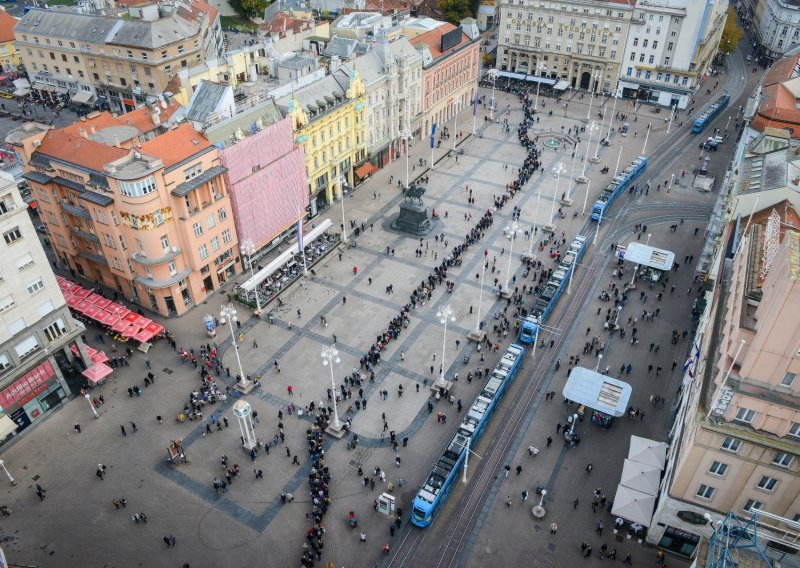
[
  {"x1": 430, "y1": 123, "x2": 437, "y2": 148},
  {"x1": 296, "y1": 218, "x2": 304, "y2": 253}
]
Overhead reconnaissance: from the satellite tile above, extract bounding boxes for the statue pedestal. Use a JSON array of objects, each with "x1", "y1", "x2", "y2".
[{"x1": 391, "y1": 201, "x2": 436, "y2": 236}]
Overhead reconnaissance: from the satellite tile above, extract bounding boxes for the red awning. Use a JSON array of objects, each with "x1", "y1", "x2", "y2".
[
  {"x1": 86, "y1": 293, "x2": 103, "y2": 305},
  {"x1": 66, "y1": 296, "x2": 81, "y2": 308},
  {"x1": 143, "y1": 322, "x2": 165, "y2": 336},
  {"x1": 94, "y1": 298, "x2": 111, "y2": 309},
  {"x1": 84, "y1": 305, "x2": 103, "y2": 320},
  {"x1": 122, "y1": 325, "x2": 140, "y2": 338},
  {"x1": 355, "y1": 162, "x2": 377, "y2": 179},
  {"x1": 76, "y1": 300, "x2": 93, "y2": 313},
  {"x1": 82, "y1": 363, "x2": 113, "y2": 384},
  {"x1": 123, "y1": 312, "x2": 139, "y2": 324},
  {"x1": 134, "y1": 329, "x2": 155, "y2": 343},
  {"x1": 73, "y1": 288, "x2": 91, "y2": 299},
  {"x1": 90, "y1": 351, "x2": 109, "y2": 364},
  {"x1": 98, "y1": 311, "x2": 120, "y2": 326},
  {"x1": 111, "y1": 320, "x2": 129, "y2": 333},
  {"x1": 132, "y1": 315, "x2": 152, "y2": 328}
]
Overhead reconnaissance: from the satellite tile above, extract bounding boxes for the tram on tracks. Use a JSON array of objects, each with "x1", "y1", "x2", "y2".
[
  {"x1": 410, "y1": 343, "x2": 525, "y2": 528},
  {"x1": 590, "y1": 156, "x2": 647, "y2": 221}
]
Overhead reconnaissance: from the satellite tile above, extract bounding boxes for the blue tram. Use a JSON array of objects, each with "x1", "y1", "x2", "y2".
[
  {"x1": 590, "y1": 156, "x2": 647, "y2": 221},
  {"x1": 410, "y1": 343, "x2": 525, "y2": 528},
  {"x1": 691, "y1": 94, "x2": 730, "y2": 133}
]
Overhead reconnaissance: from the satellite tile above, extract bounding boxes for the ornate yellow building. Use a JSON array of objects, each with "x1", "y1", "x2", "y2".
[{"x1": 278, "y1": 67, "x2": 367, "y2": 216}]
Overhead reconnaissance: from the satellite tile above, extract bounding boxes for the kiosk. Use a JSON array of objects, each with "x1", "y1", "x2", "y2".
[{"x1": 563, "y1": 367, "x2": 632, "y2": 431}]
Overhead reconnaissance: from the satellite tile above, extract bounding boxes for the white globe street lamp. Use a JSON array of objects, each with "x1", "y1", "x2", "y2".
[
  {"x1": 437, "y1": 304, "x2": 456, "y2": 383},
  {"x1": 220, "y1": 304, "x2": 249, "y2": 392},
  {"x1": 534, "y1": 62, "x2": 548, "y2": 111},
  {"x1": 587, "y1": 69, "x2": 602, "y2": 119},
  {"x1": 0, "y1": 459, "x2": 16, "y2": 486},
  {"x1": 85, "y1": 393, "x2": 99, "y2": 419},
  {"x1": 504, "y1": 221, "x2": 520, "y2": 291},
  {"x1": 321, "y1": 345, "x2": 342, "y2": 431},
  {"x1": 549, "y1": 162, "x2": 566, "y2": 228},
  {"x1": 577, "y1": 120, "x2": 598, "y2": 183}
]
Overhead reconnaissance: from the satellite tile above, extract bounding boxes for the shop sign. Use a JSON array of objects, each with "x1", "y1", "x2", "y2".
[{"x1": 0, "y1": 361, "x2": 55, "y2": 409}]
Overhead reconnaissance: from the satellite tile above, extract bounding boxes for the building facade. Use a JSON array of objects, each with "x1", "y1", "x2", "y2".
[
  {"x1": 0, "y1": 8, "x2": 20, "y2": 72},
  {"x1": 648, "y1": 132, "x2": 800, "y2": 557},
  {"x1": 7, "y1": 112, "x2": 240, "y2": 317},
  {"x1": 342, "y1": 31, "x2": 423, "y2": 170},
  {"x1": 743, "y1": 0, "x2": 800, "y2": 61},
  {"x1": 0, "y1": 171, "x2": 90, "y2": 446},
  {"x1": 410, "y1": 20, "x2": 481, "y2": 142},
  {"x1": 497, "y1": 0, "x2": 635, "y2": 93},
  {"x1": 277, "y1": 67, "x2": 368, "y2": 216},
  {"x1": 618, "y1": 0, "x2": 729, "y2": 109},
  {"x1": 14, "y1": 1, "x2": 223, "y2": 112}
]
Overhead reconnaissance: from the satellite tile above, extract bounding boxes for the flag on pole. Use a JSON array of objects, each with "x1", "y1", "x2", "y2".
[
  {"x1": 430, "y1": 123, "x2": 437, "y2": 148},
  {"x1": 473, "y1": 91, "x2": 479, "y2": 116},
  {"x1": 296, "y1": 218, "x2": 304, "y2": 253}
]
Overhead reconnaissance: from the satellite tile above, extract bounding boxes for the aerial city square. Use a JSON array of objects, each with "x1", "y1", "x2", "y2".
[{"x1": 0, "y1": 0, "x2": 795, "y2": 566}]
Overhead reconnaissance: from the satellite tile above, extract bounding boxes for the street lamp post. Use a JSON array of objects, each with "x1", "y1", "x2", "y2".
[
  {"x1": 582, "y1": 180, "x2": 592, "y2": 216},
  {"x1": 402, "y1": 127, "x2": 413, "y2": 190},
  {"x1": 595, "y1": 353, "x2": 603, "y2": 372},
  {"x1": 240, "y1": 239, "x2": 263, "y2": 311},
  {"x1": 504, "y1": 221, "x2": 520, "y2": 291},
  {"x1": 605, "y1": 93, "x2": 618, "y2": 142},
  {"x1": 453, "y1": 100, "x2": 460, "y2": 153},
  {"x1": 220, "y1": 304, "x2": 250, "y2": 392},
  {"x1": 489, "y1": 69, "x2": 498, "y2": 121},
  {"x1": 593, "y1": 108, "x2": 606, "y2": 161},
  {"x1": 321, "y1": 345, "x2": 342, "y2": 431},
  {"x1": 534, "y1": 62, "x2": 548, "y2": 111},
  {"x1": 577, "y1": 121, "x2": 597, "y2": 183},
  {"x1": 0, "y1": 460, "x2": 16, "y2": 486},
  {"x1": 641, "y1": 122, "x2": 652, "y2": 155},
  {"x1": 334, "y1": 168, "x2": 348, "y2": 243},
  {"x1": 668, "y1": 172, "x2": 675, "y2": 193},
  {"x1": 528, "y1": 186, "x2": 542, "y2": 256},
  {"x1": 667, "y1": 103, "x2": 678, "y2": 134},
  {"x1": 586, "y1": 69, "x2": 601, "y2": 119},
  {"x1": 568, "y1": 413, "x2": 579, "y2": 436},
  {"x1": 614, "y1": 144, "x2": 623, "y2": 177},
  {"x1": 548, "y1": 162, "x2": 566, "y2": 228},
  {"x1": 475, "y1": 254, "x2": 487, "y2": 334},
  {"x1": 436, "y1": 304, "x2": 456, "y2": 384},
  {"x1": 85, "y1": 393, "x2": 99, "y2": 419}
]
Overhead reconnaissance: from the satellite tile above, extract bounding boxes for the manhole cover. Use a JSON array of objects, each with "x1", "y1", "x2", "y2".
[
  {"x1": 163, "y1": 368, "x2": 173, "y2": 374},
  {"x1": 544, "y1": 138, "x2": 561, "y2": 148}
]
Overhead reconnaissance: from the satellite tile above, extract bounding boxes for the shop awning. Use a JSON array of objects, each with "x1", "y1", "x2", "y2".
[
  {"x1": 610, "y1": 486, "x2": 656, "y2": 527},
  {"x1": 122, "y1": 325, "x2": 140, "y2": 339},
  {"x1": 143, "y1": 321, "x2": 164, "y2": 337},
  {"x1": 554, "y1": 80, "x2": 570, "y2": 91},
  {"x1": 132, "y1": 315, "x2": 152, "y2": 328},
  {"x1": 86, "y1": 293, "x2": 103, "y2": 305},
  {"x1": 134, "y1": 328, "x2": 155, "y2": 343},
  {"x1": 619, "y1": 459, "x2": 662, "y2": 497},
  {"x1": 90, "y1": 351, "x2": 109, "y2": 364},
  {"x1": 562, "y1": 367, "x2": 632, "y2": 417},
  {"x1": 84, "y1": 305, "x2": 103, "y2": 320},
  {"x1": 93, "y1": 297, "x2": 111, "y2": 309},
  {"x1": 13, "y1": 88, "x2": 30, "y2": 98},
  {"x1": 76, "y1": 300, "x2": 94, "y2": 313},
  {"x1": 82, "y1": 363, "x2": 113, "y2": 384},
  {"x1": 66, "y1": 296, "x2": 82, "y2": 308},
  {"x1": 104, "y1": 303, "x2": 130, "y2": 319},
  {"x1": 524, "y1": 75, "x2": 556, "y2": 86},
  {"x1": 99, "y1": 311, "x2": 120, "y2": 326},
  {"x1": 355, "y1": 162, "x2": 376, "y2": 179},
  {"x1": 621, "y1": 242, "x2": 675, "y2": 271},
  {"x1": 73, "y1": 288, "x2": 91, "y2": 299},
  {"x1": 628, "y1": 436, "x2": 669, "y2": 469},
  {"x1": 111, "y1": 320, "x2": 130, "y2": 333},
  {"x1": 71, "y1": 90, "x2": 93, "y2": 104},
  {"x1": 0, "y1": 414, "x2": 17, "y2": 439},
  {"x1": 497, "y1": 71, "x2": 526, "y2": 81}
]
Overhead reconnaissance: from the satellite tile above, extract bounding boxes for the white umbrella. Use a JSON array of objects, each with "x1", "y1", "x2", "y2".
[
  {"x1": 620, "y1": 459, "x2": 662, "y2": 496},
  {"x1": 628, "y1": 435, "x2": 668, "y2": 469},
  {"x1": 611, "y1": 485, "x2": 656, "y2": 527}
]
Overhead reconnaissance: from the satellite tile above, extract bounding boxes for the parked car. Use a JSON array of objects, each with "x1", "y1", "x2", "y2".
[{"x1": 34, "y1": 224, "x2": 47, "y2": 235}]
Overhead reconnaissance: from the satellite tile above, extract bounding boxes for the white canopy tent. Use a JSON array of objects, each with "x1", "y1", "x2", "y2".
[
  {"x1": 620, "y1": 459, "x2": 662, "y2": 496},
  {"x1": 562, "y1": 367, "x2": 632, "y2": 417},
  {"x1": 628, "y1": 435, "x2": 669, "y2": 469},
  {"x1": 621, "y1": 242, "x2": 675, "y2": 271},
  {"x1": 611, "y1": 485, "x2": 657, "y2": 527},
  {"x1": 241, "y1": 219, "x2": 333, "y2": 292}
]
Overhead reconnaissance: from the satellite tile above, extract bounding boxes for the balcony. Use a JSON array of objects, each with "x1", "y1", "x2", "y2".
[
  {"x1": 60, "y1": 201, "x2": 92, "y2": 220},
  {"x1": 133, "y1": 268, "x2": 191, "y2": 289},
  {"x1": 130, "y1": 247, "x2": 181, "y2": 267},
  {"x1": 78, "y1": 250, "x2": 108, "y2": 266},
  {"x1": 71, "y1": 227, "x2": 100, "y2": 244}
]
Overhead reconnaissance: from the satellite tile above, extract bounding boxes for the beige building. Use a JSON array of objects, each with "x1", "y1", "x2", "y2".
[
  {"x1": 14, "y1": 0, "x2": 223, "y2": 113},
  {"x1": 0, "y1": 170, "x2": 90, "y2": 446},
  {"x1": 7, "y1": 105, "x2": 240, "y2": 317},
  {"x1": 649, "y1": 194, "x2": 800, "y2": 557},
  {"x1": 497, "y1": 0, "x2": 635, "y2": 92}
]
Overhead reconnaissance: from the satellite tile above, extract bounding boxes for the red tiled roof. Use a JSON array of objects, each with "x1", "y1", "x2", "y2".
[
  {"x1": 409, "y1": 22, "x2": 470, "y2": 60},
  {"x1": 36, "y1": 129, "x2": 128, "y2": 172},
  {"x1": 0, "y1": 8, "x2": 16, "y2": 44},
  {"x1": 260, "y1": 12, "x2": 310, "y2": 35},
  {"x1": 119, "y1": 98, "x2": 182, "y2": 134},
  {"x1": 751, "y1": 53, "x2": 800, "y2": 137},
  {"x1": 139, "y1": 123, "x2": 211, "y2": 168}
]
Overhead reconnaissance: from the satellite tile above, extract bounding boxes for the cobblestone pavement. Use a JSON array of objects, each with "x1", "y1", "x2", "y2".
[{"x1": 0, "y1": 47, "x2": 760, "y2": 568}]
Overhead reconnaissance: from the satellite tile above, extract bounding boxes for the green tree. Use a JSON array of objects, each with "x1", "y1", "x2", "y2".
[
  {"x1": 439, "y1": 0, "x2": 471, "y2": 25},
  {"x1": 230, "y1": 0, "x2": 269, "y2": 18},
  {"x1": 718, "y1": 6, "x2": 744, "y2": 56}
]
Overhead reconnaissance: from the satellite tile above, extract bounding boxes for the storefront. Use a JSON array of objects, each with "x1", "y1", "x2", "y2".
[
  {"x1": 657, "y1": 525, "x2": 701, "y2": 558},
  {"x1": 1, "y1": 360, "x2": 68, "y2": 439}
]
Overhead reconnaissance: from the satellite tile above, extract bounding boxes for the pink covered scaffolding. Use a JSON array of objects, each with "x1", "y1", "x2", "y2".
[{"x1": 220, "y1": 117, "x2": 309, "y2": 249}]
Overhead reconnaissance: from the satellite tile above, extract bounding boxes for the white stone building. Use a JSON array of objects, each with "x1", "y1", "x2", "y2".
[
  {"x1": 743, "y1": 0, "x2": 800, "y2": 61},
  {"x1": 617, "y1": 0, "x2": 729, "y2": 109}
]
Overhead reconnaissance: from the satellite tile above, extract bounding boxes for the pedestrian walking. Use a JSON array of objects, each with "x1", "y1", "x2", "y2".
[
  {"x1": 586, "y1": 463, "x2": 593, "y2": 474},
  {"x1": 74, "y1": 423, "x2": 81, "y2": 434},
  {"x1": 120, "y1": 425, "x2": 127, "y2": 436},
  {"x1": 130, "y1": 421, "x2": 137, "y2": 433},
  {"x1": 550, "y1": 522, "x2": 558, "y2": 534},
  {"x1": 546, "y1": 436, "x2": 552, "y2": 447},
  {"x1": 515, "y1": 465, "x2": 522, "y2": 475},
  {"x1": 36, "y1": 484, "x2": 46, "y2": 501},
  {"x1": 521, "y1": 490, "x2": 529, "y2": 502}
]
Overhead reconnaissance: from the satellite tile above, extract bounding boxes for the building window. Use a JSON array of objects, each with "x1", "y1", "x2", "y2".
[
  {"x1": 218, "y1": 207, "x2": 227, "y2": 222},
  {"x1": 153, "y1": 209, "x2": 164, "y2": 226},
  {"x1": 206, "y1": 214, "x2": 215, "y2": 230},
  {"x1": 781, "y1": 372, "x2": 796, "y2": 387},
  {"x1": 27, "y1": 279, "x2": 44, "y2": 295},
  {"x1": 198, "y1": 244, "x2": 208, "y2": 260},
  {"x1": 211, "y1": 236, "x2": 220, "y2": 252},
  {"x1": 43, "y1": 318, "x2": 67, "y2": 342},
  {"x1": 743, "y1": 499, "x2": 763, "y2": 512},
  {"x1": 789, "y1": 422, "x2": 800, "y2": 438},
  {"x1": 772, "y1": 453, "x2": 794, "y2": 468},
  {"x1": 757, "y1": 476, "x2": 778, "y2": 492},
  {"x1": 14, "y1": 335, "x2": 40, "y2": 359},
  {"x1": 119, "y1": 234, "x2": 127, "y2": 250},
  {"x1": 160, "y1": 235, "x2": 170, "y2": 251},
  {"x1": 183, "y1": 164, "x2": 202, "y2": 180},
  {"x1": 193, "y1": 222, "x2": 203, "y2": 237},
  {"x1": 119, "y1": 177, "x2": 156, "y2": 198},
  {"x1": 708, "y1": 461, "x2": 728, "y2": 476},
  {"x1": 735, "y1": 408, "x2": 756, "y2": 424},
  {"x1": 222, "y1": 228, "x2": 231, "y2": 244},
  {"x1": 721, "y1": 437, "x2": 741, "y2": 453},
  {"x1": 0, "y1": 354, "x2": 10, "y2": 372},
  {"x1": 15, "y1": 253, "x2": 34, "y2": 271},
  {"x1": 3, "y1": 227, "x2": 21, "y2": 245},
  {"x1": 167, "y1": 261, "x2": 177, "y2": 275},
  {"x1": 0, "y1": 294, "x2": 14, "y2": 313},
  {"x1": 696, "y1": 484, "x2": 715, "y2": 500}
]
